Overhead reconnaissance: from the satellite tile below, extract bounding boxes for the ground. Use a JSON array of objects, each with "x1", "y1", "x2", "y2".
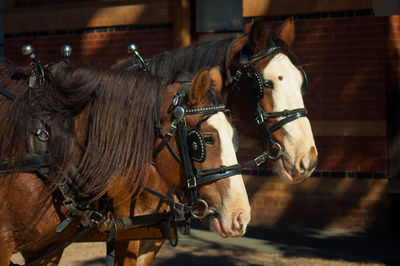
[{"x1": 11, "y1": 226, "x2": 397, "y2": 265}]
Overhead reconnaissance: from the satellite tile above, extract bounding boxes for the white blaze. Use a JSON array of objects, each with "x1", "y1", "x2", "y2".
[
  {"x1": 206, "y1": 112, "x2": 251, "y2": 236},
  {"x1": 263, "y1": 54, "x2": 317, "y2": 178}
]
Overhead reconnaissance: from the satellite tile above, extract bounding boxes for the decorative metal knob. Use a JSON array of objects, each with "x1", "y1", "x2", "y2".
[
  {"x1": 174, "y1": 107, "x2": 185, "y2": 118},
  {"x1": 21, "y1": 44, "x2": 35, "y2": 59},
  {"x1": 128, "y1": 43, "x2": 138, "y2": 54},
  {"x1": 61, "y1": 44, "x2": 72, "y2": 58},
  {"x1": 127, "y1": 43, "x2": 148, "y2": 71}
]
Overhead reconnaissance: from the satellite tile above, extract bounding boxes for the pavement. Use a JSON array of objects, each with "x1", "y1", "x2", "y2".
[
  {"x1": 176, "y1": 225, "x2": 400, "y2": 265},
  {"x1": 11, "y1": 225, "x2": 400, "y2": 265}
]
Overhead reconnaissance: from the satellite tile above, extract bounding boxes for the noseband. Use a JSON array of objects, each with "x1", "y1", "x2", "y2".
[{"x1": 225, "y1": 42, "x2": 308, "y2": 164}]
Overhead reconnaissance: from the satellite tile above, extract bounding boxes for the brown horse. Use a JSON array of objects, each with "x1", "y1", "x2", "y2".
[
  {"x1": 113, "y1": 18, "x2": 318, "y2": 265},
  {"x1": 0, "y1": 61, "x2": 250, "y2": 265},
  {"x1": 116, "y1": 18, "x2": 317, "y2": 183},
  {"x1": 3, "y1": 18, "x2": 317, "y2": 265}
]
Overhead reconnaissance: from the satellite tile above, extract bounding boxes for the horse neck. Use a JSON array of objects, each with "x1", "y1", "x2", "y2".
[{"x1": 153, "y1": 82, "x2": 184, "y2": 189}]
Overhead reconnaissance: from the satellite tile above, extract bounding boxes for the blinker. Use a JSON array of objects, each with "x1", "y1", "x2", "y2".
[{"x1": 187, "y1": 128, "x2": 206, "y2": 162}]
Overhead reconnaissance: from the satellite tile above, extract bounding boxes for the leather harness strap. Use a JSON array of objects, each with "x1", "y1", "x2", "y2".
[
  {"x1": 0, "y1": 153, "x2": 50, "y2": 177},
  {"x1": 0, "y1": 87, "x2": 16, "y2": 101}
]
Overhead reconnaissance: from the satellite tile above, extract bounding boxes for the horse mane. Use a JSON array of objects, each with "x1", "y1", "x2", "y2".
[
  {"x1": 0, "y1": 62, "x2": 161, "y2": 198},
  {"x1": 0, "y1": 62, "x2": 39, "y2": 161},
  {"x1": 114, "y1": 27, "x2": 302, "y2": 87},
  {"x1": 114, "y1": 38, "x2": 234, "y2": 85},
  {"x1": 0, "y1": 62, "x2": 30, "y2": 113}
]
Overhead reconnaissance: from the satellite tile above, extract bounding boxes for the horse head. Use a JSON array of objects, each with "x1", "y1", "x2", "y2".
[
  {"x1": 155, "y1": 68, "x2": 251, "y2": 238},
  {"x1": 220, "y1": 18, "x2": 318, "y2": 183}
]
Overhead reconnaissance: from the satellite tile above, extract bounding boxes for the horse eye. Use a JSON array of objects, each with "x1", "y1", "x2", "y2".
[
  {"x1": 264, "y1": 80, "x2": 274, "y2": 89},
  {"x1": 204, "y1": 135, "x2": 215, "y2": 145}
]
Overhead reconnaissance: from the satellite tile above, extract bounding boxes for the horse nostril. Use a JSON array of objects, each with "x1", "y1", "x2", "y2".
[
  {"x1": 237, "y1": 224, "x2": 243, "y2": 232},
  {"x1": 300, "y1": 156, "x2": 310, "y2": 173},
  {"x1": 309, "y1": 146, "x2": 318, "y2": 170},
  {"x1": 236, "y1": 212, "x2": 245, "y2": 233},
  {"x1": 300, "y1": 147, "x2": 318, "y2": 174}
]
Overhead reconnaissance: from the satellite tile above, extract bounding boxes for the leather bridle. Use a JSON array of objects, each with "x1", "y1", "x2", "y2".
[
  {"x1": 225, "y1": 41, "x2": 308, "y2": 165},
  {"x1": 152, "y1": 82, "x2": 241, "y2": 220}
]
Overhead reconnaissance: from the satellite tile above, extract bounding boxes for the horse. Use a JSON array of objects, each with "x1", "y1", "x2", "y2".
[
  {"x1": 113, "y1": 18, "x2": 318, "y2": 265},
  {"x1": 3, "y1": 18, "x2": 318, "y2": 265},
  {"x1": 0, "y1": 61, "x2": 250, "y2": 265}
]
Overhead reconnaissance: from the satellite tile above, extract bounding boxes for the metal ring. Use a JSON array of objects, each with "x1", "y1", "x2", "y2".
[
  {"x1": 35, "y1": 128, "x2": 50, "y2": 142},
  {"x1": 268, "y1": 142, "x2": 282, "y2": 160},
  {"x1": 30, "y1": 62, "x2": 38, "y2": 72},
  {"x1": 191, "y1": 199, "x2": 209, "y2": 219}
]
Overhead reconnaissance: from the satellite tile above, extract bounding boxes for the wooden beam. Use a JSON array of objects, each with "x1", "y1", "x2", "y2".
[
  {"x1": 171, "y1": 0, "x2": 191, "y2": 49},
  {"x1": 243, "y1": 0, "x2": 373, "y2": 17},
  {"x1": 77, "y1": 224, "x2": 177, "y2": 242}
]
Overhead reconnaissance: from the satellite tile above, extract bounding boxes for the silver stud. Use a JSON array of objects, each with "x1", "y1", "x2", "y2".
[
  {"x1": 128, "y1": 43, "x2": 138, "y2": 54},
  {"x1": 192, "y1": 142, "x2": 198, "y2": 151},
  {"x1": 21, "y1": 44, "x2": 35, "y2": 59},
  {"x1": 174, "y1": 107, "x2": 185, "y2": 118},
  {"x1": 61, "y1": 44, "x2": 72, "y2": 58}
]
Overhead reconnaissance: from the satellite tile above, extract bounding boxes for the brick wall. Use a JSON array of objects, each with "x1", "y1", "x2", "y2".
[
  {"x1": 4, "y1": 26, "x2": 173, "y2": 67},
  {"x1": 243, "y1": 14, "x2": 389, "y2": 174},
  {"x1": 245, "y1": 175, "x2": 391, "y2": 230},
  {"x1": 240, "y1": 13, "x2": 400, "y2": 231},
  {"x1": 3, "y1": 1, "x2": 399, "y2": 230}
]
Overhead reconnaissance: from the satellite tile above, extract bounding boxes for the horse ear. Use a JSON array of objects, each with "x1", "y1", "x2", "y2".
[
  {"x1": 188, "y1": 67, "x2": 211, "y2": 105},
  {"x1": 209, "y1": 66, "x2": 223, "y2": 93},
  {"x1": 248, "y1": 20, "x2": 268, "y2": 54},
  {"x1": 277, "y1": 17, "x2": 295, "y2": 47}
]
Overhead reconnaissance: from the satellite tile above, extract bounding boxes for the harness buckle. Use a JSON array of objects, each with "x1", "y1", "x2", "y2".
[
  {"x1": 187, "y1": 177, "x2": 197, "y2": 188},
  {"x1": 173, "y1": 93, "x2": 182, "y2": 106},
  {"x1": 233, "y1": 70, "x2": 243, "y2": 83},
  {"x1": 81, "y1": 210, "x2": 104, "y2": 228},
  {"x1": 173, "y1": 210, "x2": 187, "y2": 221},
  {"x1": 254, "y1": 151, "x2": 268, "y2": 166},
  {"x1": 166, "y1": 121, "x2": 177, "y2": 137},
  {"x1": 173, "y1": 201, "x2": 185, "y2": 211},
  {"x1": 255, "y1": 114, "x2": 264, "y2": 125}
]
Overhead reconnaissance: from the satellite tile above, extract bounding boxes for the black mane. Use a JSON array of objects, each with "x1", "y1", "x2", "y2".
[{"x1": 114, "y1": 38, "x2": 234, "y2": 85}]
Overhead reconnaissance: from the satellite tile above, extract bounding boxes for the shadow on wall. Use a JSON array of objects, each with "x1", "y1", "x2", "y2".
[
  {"x1": 278, "y1": 15, "x2": 391, "y2": 231},
  {"x1": 242, "y1": 11, "x2": 393, "y2": 232},
  {"x1": 4, "y1": 0, "x2": 173, "y2": 67},
  {"x1": 245, "y1": 175, "x2": 391, "y2": 231}
]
